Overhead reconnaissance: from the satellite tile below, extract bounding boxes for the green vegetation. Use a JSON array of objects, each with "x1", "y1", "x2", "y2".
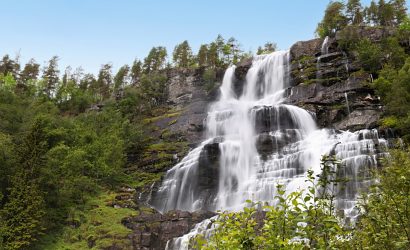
[
  {"x1": 34, "y1": 192, "x2": 137, "y2": 250},
  {"x1": 0, "y1": 0, "x2": 409, "y2": 249},
  {"x1": 317, "y1": 0, "x2": 408, "y2": 38},
  {"x1": 195, "y1": 149, "x2": 410, "y2": 249},
  {"x1": 350, "y1": 148, "x2": 410, "y2": 249}
]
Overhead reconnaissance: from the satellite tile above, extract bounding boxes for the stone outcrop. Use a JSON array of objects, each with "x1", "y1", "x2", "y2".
[{"x1": 122, "y1": 210, "x2": 215, "y2": 250}]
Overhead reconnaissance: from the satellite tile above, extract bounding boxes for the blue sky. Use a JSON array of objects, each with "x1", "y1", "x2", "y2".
[{"x1": 0, "y1": 0, "x2": 405, "y2": 74}]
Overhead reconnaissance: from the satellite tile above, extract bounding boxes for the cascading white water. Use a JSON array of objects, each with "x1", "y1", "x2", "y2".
[
  {"x1": 345, "y1": 92, "x2": 351, "y2": 115},
  {"x1": 153, "y1": 51, "x2": 388, "y2": 249},
  {"x1": 321, "y1": 36, "x2": 330, "y2": 55}
]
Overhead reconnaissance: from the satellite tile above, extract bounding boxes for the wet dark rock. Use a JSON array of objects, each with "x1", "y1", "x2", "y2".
[
  {"x1": 252, "y1": 106, "x2": 303, "y2": 133},
  {"x1": 123, "y1": 210, "x2": 215, "y2": 250},
  {"x1": 235, "y1": 57, "x2": 253, "y2": 80},
  {"x1": 196, "y1": 142, "x2": 221, "y2": 210},
  {"x1": 290, "y1": 38, "x2": 322, "y2": 61}
]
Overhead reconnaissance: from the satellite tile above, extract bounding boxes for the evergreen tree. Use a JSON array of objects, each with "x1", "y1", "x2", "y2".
[
  {"x1": 0, "y1": 172, "x2": 46, "y2": 250},
  {"x1": 172, "y1": 40, "x2": 193, "y2": 68},
  {"x1": 316, "y1": 1, "x2": 348, "y2": 38},
  {"x1": 0, "y1": 116, "x2": 51, "y2": 249},
  {"x1": 0, "y1": 55, "x2": 20, "y2": 79},
  {"x1": 378, "y1": 0, "x2": 395, "y2": 26},
  {"x1": 256, "y1": 42, "x2": 277, "y2": 55},
  {"x1": 143, "y1": 47, "x2": 167, "y2": 74},
  {"x1": 215, "y1": 34, "x2": 225, "y2": 63},
  {"x1": 80, "y1": 73, "x2": 96, "y2": 91},
  {"x1": 197, "y1": 44, "x2": 208, "y2": 67},
  {"x1": 391, "y1": 0, "x2": 408, "y2": 25},
  {"x1": 20, "y1": 59, "x2": 40, "y2": 83},
  {"x1": 130, "y1": 59, "x2": 142, "y2": 85},
  {"x1": 96, "y1": 64, "x2": 113, "y2": 100},
  {"x1": 42, "y1": 56, "x2": 60, "y2": 98},
  {"x1": 207, "y1": 42, "x2": 218, "y2": 68},
  {"x1": 346, "y1": 0, "x2": 364, "y2": 24},
  {"x1": 113, "y1": 65, "x2": 130, "y2": 97},
  {"x1": 365, "y1": 0, "x2": 380, "y2": 25}
]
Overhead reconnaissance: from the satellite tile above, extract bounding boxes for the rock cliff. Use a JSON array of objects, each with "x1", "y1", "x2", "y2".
[{"x1": 126, "y1": 29, "x2": 393, "y2": 249}]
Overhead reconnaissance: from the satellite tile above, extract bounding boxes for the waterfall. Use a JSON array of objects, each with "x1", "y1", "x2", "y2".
[
  {"x1": 321, "y1": 36, "x2": 329, "y2": 55},
  {"x1": 316, "y1": 36, "x2": 330, "y2": 81},
  {"x1": 152, "y1": 51, "x2": 388, "y2": 249},
  {"x1": 345, "y1": 92, "x2": 351, "y2": 115}
]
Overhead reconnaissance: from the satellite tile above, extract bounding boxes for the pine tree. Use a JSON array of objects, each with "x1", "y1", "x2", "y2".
[
  {"x1": 0, "y1": 172, "x2": 46, "y2": 250},
  {"x1": 197, "y1": 44, "x2": 208, "y2": 67},
  {"x1": 42, "y1": 56, "x2": 60, "y2": 98},
  {"x1": 391, "y1": 0, "x2": 408, "y2": 25},
  {"x1": 207, "y1": 42, "x2": 218, "y2": 68},
  {"x1": 80, "y1": 73, "x2": 96, "y2": 91},
  {"x1": 0, "y1": 55, "x2": 20, "y2": 80},
  {"x1": 378, "y1": 0, "x2": 395, "y2": 26},
  {"x1": 143, "y1": 47, "x2": 167, "y2": 74},
  {"x1": 97, "y1": 64, "x2": 113, "y2": 100},
  {"x1": 316, "y1": 1, "x2": 348, "y2": 38},
  {"x1": 365, "y1": 0, "x2": 379, "y2": 25},
  {"x1": 20, "y1": 59, "x2": 40, "y2": 83},
  {"x1": 130, "y1": 59, "x2": 142, "y2": 85},
  {"x1": 113, "y1": 65, "x2": 129, "y2": 97},
  {"x1": 0, "y1": 116, "x2": 50, "y2": 249},
  {"x1": 346, "y1": 0, "x2": 364, "y2": 24},
  {"x1": 256, "y1": 42, "x2": 277, "y2": 55},
  {"x1": 172, "y1": 40, "x2": 193, "y2": 68}
]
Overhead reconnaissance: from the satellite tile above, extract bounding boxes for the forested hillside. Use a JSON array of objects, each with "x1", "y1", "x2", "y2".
[{"x1": 0, "y1": 0, "x2": 409, "y2": 249}]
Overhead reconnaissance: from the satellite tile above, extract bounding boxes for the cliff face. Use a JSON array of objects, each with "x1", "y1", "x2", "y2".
[
  {"x1": 126, "y1": 30, "x2": 393, "y2": 249},
  {"x1": 287, "y1": 36, "x2": 381, "y2": 131}
]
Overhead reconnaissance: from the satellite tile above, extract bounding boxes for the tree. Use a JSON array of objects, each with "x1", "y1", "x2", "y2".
[
  {"x1": 20, "y1": 59, "x2": 40, "y2": 83},
  {"x1": 391, "y1": 0, "x2": 408, "y2": 25},
  {"x1": 130, "y1": 59, "x2": 142, "y2": 85},
  {"x1": 207, "y1": 42, "x2": 218, "y2": 68},
  {"x1": 0, "y1": 172, "x2": 46, "y2": 250},
  {"x1": 42, "y1": 56, "x2": 60, "y2": 98},
  {"x1": 113, "y1": 65, "x2": 130, "y2": 97},
  {"x1": 397, "y1": 15, "x2": 410, "y2": 46},
  {"x1": 346, "y1": 0, "x2": 364, "y2": 24},
  {"x1": 316, "y1": 1, "x2": 348, "y2": 38},
  {"x1": 0, "y1": 115, "x2": 51, "y2": 249},
  {"x1": 197, "y1": 44, "x2": 208, "y2": 67},
  {"x1": 172, "y1": 40, "x2": 193, "y2": 68},
  {"x1": 378, "y1": 0, "x2": 395, "y2": 26},
  {"x1": 373, "y1": 58, "x2": 410, "y2": 139},
  {"x1": 215, "y1": 34, "x2": 225, "y2": 63},
  {"x1": 365, "y1": 0, "x2": 380, "y2": 25},
  {"x1": 80, "y1": 73, "x2": 96, "y2": 91},
  {"x1": 96, "y1": 63, "x2": 113, "y2": 100},
  {"x1": 349, "y1": 148, "x2": 410, "y2": 249},
  {"x1": 0, "y1": 55, "x2": 20, "y2": 80},
  {"x1": 256, "y1": 42, "x2": 277, "y2": 55},
  {"x1": 355, "y1": 39, "x2": 383, "y2": 73},
  {"x1": 143, "y1": 47, "x2": 167, "y2": 74},
  {"x1": 0, "y1": 133, "x2": 16, "y2": 207}
]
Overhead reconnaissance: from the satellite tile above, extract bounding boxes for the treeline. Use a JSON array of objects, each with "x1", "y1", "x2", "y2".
[
  {"x1": 317, "y1": 0, "x2": 408, "y2": 37},
  {"x1": 0, "y1": 34, "x2": 277, "y2": 113}
]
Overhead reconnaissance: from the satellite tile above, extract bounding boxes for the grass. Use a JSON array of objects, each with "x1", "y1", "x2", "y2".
[
  {"x1": 142, "y1": 110, "x2": 182, "y2": 124},
  {"x1": 35, "y1": 192, "x2": 137, "y2": 250}
]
